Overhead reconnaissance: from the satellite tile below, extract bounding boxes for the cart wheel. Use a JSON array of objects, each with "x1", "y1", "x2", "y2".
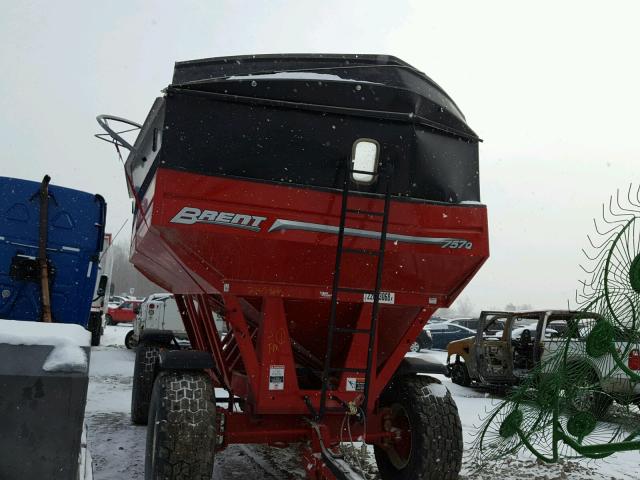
[
  {"x1": 145, "y1": 371, "x2": 216, "y2": 480},
  {"x1": 450, "y1": 362, "x2": 472, "y2": 387},
  {"x1": 125, "y1": 330, "x2": 137, "y2": 350},
  {"x1": 374, "y1": 376, "x2": 463, "y2": 480},
  {"x1": 131, "y1": 343, "x2": 159, "y2": 424}
]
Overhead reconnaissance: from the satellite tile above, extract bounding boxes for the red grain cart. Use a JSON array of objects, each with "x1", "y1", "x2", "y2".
[{"x1": 97, "y1": 54, "x2": 489, "y2": 480}]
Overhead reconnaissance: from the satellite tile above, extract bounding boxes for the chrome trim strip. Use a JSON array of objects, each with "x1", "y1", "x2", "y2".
[
  {"x1": 268, "y1": 219, "x2": 467, "y2": 245},
  {"x1": 197, "y1": 219, "x2": 261, "y2": 232}
]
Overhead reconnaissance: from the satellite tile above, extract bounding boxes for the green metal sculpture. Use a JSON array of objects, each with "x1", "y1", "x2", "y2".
[{"x1": 474, "y1": 185, "x2": 640, "y2": 466}]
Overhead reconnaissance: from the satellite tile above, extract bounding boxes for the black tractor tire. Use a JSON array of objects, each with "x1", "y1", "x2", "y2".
[
  {"x1": 88, "y1": 313, "x2": 102, "y2": 347},
  {"x1": 374, "y1": 375, "x2": 463, "y2": 480},
  {"x1": 105, "y1": 314, "x2": 114, "y2": 326},
  {"x1": 145, "y1": 371, "x2": 216, "y2": 480},
  {"x1": 125, "y1": 330, "x2": 137, "y2": 350},
  {"x1": 450, "y1": 361, "x2": 472, "y2": 387},
  {"x1": 131, "y1": 343, "x2": 160, "y2": 425}
]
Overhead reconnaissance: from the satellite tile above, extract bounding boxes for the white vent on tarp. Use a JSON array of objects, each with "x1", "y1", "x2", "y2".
[{"x1": 351, "y1": 139, "x2": 380, "y2": 184}]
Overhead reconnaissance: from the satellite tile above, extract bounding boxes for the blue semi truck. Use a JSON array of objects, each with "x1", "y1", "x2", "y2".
[
  {"x1": 0, "y1": 175, "x2": 107, "y2": 343},
  {"x1": 0, "y1": 175, "x2": 107, "y2": 479}
]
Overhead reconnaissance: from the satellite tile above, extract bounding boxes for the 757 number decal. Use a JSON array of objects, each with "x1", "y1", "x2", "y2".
[{"x1": 441, "y1": 240, "x2": 473, "y2": 249}]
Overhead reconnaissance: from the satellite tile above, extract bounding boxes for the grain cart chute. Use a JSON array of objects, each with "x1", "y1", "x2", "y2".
[{"x1": 97, "y1": 53, "x2": 489, "y2": 480}]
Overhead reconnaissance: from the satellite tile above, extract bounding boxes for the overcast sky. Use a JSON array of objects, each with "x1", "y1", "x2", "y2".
[{"x1": 1, "y1": 1, "x2": 638, "y2": 312}]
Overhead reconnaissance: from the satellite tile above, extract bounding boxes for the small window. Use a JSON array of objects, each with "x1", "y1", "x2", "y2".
[{"x1": 351, "y1": 139, "x2": 380, "y2": 184}]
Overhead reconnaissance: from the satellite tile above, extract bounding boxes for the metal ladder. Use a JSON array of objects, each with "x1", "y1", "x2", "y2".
[{"x1": 318, "y1": 162, "x2": 392, "y2": 419}]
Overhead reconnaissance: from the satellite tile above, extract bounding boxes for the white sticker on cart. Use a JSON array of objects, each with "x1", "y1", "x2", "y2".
[
  {"x1": 363, "y1": 291, "x2": 395, "y2": 304},
  {"x1": 346, "y1": 377, "x2": 366, "y2": 392},
  {"x1": 269, "y1": 365, "x2": 285, "y2": 391}
]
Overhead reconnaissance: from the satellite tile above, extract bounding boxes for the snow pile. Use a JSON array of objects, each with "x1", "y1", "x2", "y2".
[
  {"x1": 42, "y1": 343, "x2": 88, "y2": 372},
  {"x1": 425, "y1": 382, "x2": 449, "y2": 398},
  {"x1": 100, "y1": 324, "x2": 132, "y2": 348},
  {"x1": 0, "y1": 319, "x2": 90, "y2": 372}
]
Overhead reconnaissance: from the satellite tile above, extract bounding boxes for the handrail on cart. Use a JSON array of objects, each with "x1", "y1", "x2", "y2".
[{"x1": 95, "y1": 114, "x2": 142, "y2": 152}]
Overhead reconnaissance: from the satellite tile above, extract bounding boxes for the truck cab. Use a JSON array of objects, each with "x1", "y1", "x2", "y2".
[{"x1": 447, "y1": 310, "x2": 576, "y2": 387}]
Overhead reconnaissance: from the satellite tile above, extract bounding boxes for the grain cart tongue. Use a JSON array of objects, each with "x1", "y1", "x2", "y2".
[{"x1": 97, "y1": 53, "x2": 489, "y2": 479}]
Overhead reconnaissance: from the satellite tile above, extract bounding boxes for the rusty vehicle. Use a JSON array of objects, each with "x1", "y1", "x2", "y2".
[
  {"x1": 448, "y1": 309, "x2": 640, "y2": 418},
  {"x1": 446, "y1": 310, "x2": 569, "y2": 387}
]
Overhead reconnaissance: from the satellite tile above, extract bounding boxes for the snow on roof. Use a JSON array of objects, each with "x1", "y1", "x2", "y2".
[
  {"x1": 227, "y1": 71, "x2": 377, "y2": 83},
  {"x1": 0, "y1": 319, "x2": 90, "y2": 372}
]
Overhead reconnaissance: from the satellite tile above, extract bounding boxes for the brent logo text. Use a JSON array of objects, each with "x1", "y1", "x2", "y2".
[{"x1": 170, "y1": 207, "x2": 267, "y2": 232}]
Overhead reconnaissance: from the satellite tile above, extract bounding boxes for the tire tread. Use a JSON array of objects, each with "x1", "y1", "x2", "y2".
[
  {"x1": 131, "y1": 344, "x2": 159, "y2": 424},
  {"x1": 375, "y1": 375, "x2": 463, "y2": 480},
  {"x1": 146, "y1": 371, "x2": 216, "y2": 479}
]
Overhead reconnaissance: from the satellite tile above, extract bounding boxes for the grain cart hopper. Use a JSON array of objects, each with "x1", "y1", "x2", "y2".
[
  {"x1": 97, "y1": 53, "x2": 489, "y2": 479},
  {"x1": 0, "y1": 175, "x2": 106, "y2": 479}
]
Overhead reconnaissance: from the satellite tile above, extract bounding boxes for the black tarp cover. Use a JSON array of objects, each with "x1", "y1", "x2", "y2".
[{"x1": 126, "y1": 54, "x2": 481, "y2": 204}]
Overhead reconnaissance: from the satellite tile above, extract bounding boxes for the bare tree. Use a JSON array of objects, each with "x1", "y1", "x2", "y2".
[
  {"x1": 436, "y1": 296, "x2": 477, "y2": 319},
  {"x1": 505, "y1": 302, "x2": 517, "y2": 312},
  {"x1": 453, "y1": 296, "x2": 476, "y2": 317},
  {"x1": 109, "y1": 241, "x2": 165, "y2": 298},
  {"x1": 505, "y1": 303, "x2": 532, "y2": 312}
]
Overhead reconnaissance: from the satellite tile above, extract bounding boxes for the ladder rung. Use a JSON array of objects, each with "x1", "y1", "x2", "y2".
[
  {"x1": 345, "y1": 208, "x2": 384, "y2": 217},
  {"x1": 319, "y1": 167, "x2": 391, "y2": 420},
  {"x1": 334, "y1": 328, "x2": 371, "y2": 334},
  {"x1": 349, "y1": 168, "x2": 379, "y2": 176},
  {"x1": 329, "y1": 367, "x2": 367, "y2": 373},
  {"x1": 343, "y1": 247, "x2": 381, "y2": 256},
  {"x1": 336, "y1": 287, "x2": 376, "y2": 294}
]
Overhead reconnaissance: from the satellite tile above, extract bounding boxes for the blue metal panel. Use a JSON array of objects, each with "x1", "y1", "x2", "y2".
[{"x1": 0, "y1": 176, "x2": 106, "y2": 326}]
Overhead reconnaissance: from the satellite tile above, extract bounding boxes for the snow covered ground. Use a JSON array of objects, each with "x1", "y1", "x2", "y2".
[{"x1": 86, "y1": 326, "x2": 638, "y2": 479}]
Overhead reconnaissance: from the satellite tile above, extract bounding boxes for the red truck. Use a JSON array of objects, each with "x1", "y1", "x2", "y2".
[{"x1": 105, "y1": 299, "x2": 142, "y2": 325}]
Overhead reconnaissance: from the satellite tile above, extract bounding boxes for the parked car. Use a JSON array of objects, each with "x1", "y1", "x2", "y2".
[
  {"x1": 409, "y1": 328, "x2": 433, "y2": 352},
  {"x1": 426, "y1": 321, "x2": 475, "y2": 349},
  {"x1": 427, "y1": 316, "x2": 448, "y2": 324},
  {"x1": 446, "y1": 310, "x2": 640, "y2": 417},
  {"x1": 105, "y1": 299, "x2": 143, "y2": 325},
  {"x1": 449, "y1": 317, "x2": 479, "y2": 330},
  {"x1": 107, "y1": 295, "x2": 127, "y2": 309},
  {"x1": 487, "y1": 323, "x2": 559, "y2": 341}
]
